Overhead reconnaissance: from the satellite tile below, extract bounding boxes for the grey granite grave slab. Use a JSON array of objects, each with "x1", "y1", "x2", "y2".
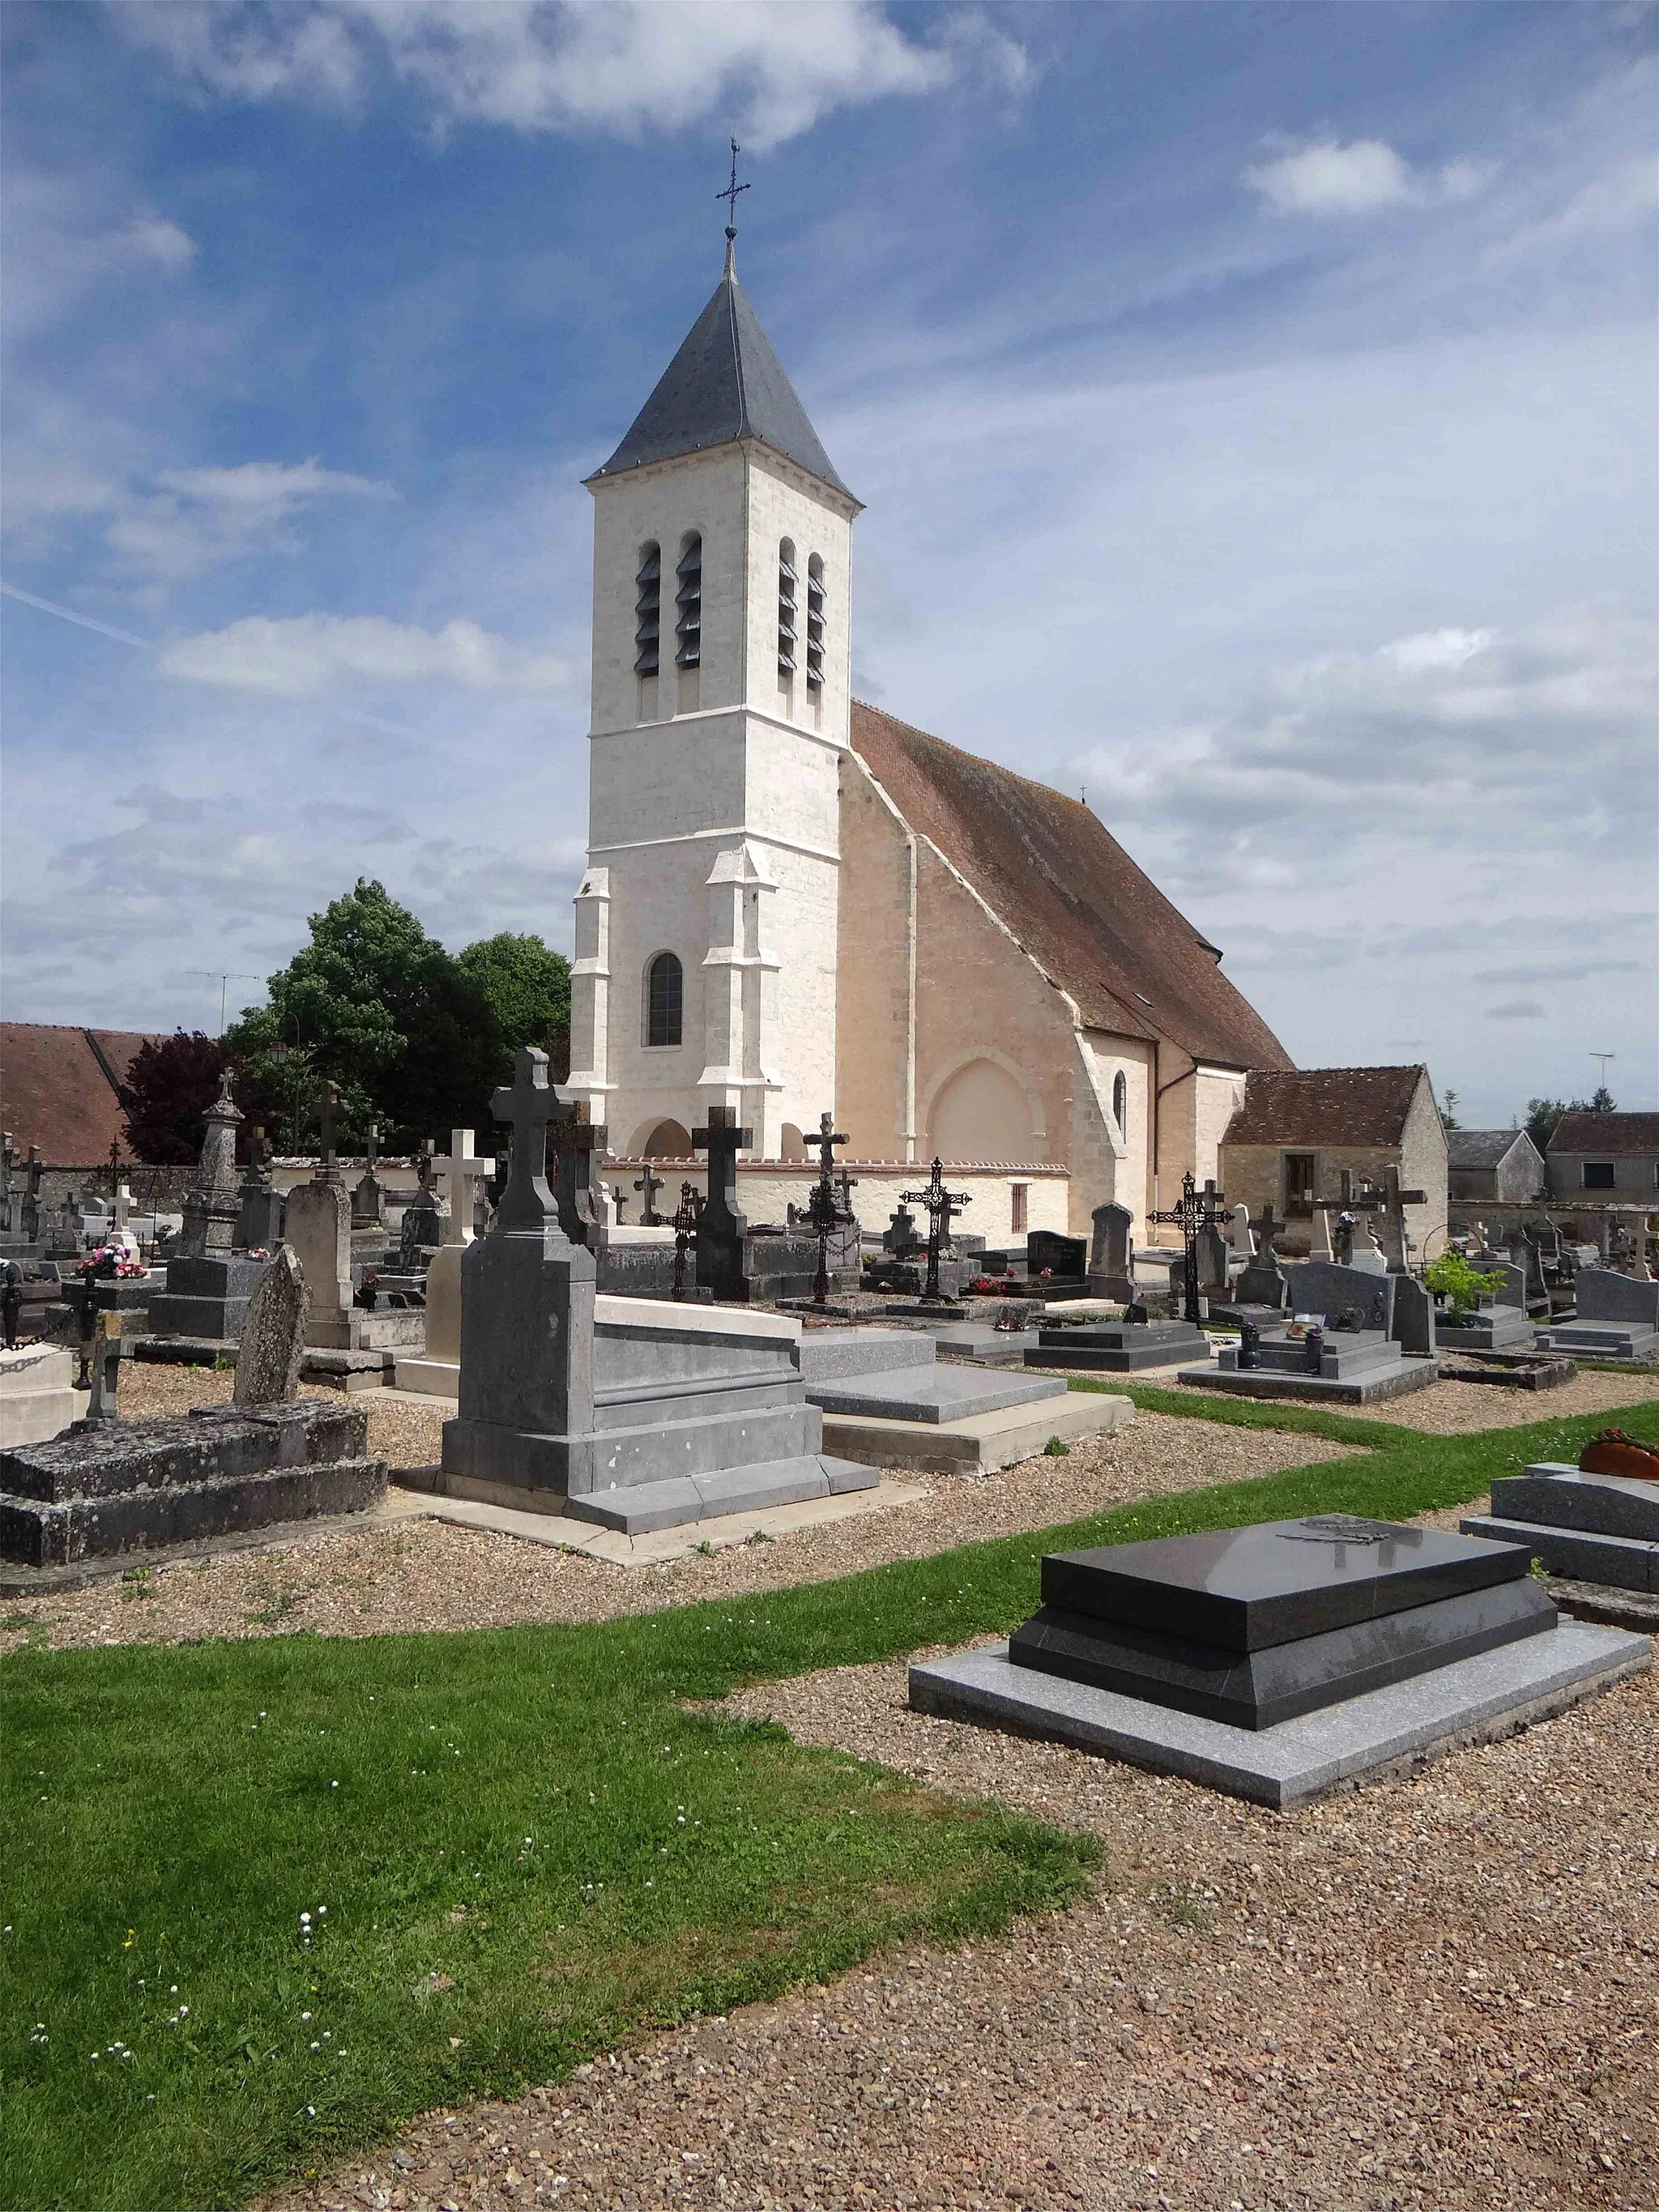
[
  {"x1": 1574, "y1": 1268, "x2": 1659, "y2": 1328},
  {"x1": 1534, "y1": 1317, "x2": 1659, "y2": 1362},
  {"x1": 561, "y1": 1454, "x2": 878, "y2": 1535},
  {"x1": 1461, "y1": 1514, "x2": 1659, "y2": 1593},
  {"x1": 1281, "y1": 1261, "x2": 1395, "y2": 1335},
  {"x1": 929, "y1": 1323, "x2": 1046, "y2": 1367},
  {"x1": 1009, "y1": 1577, "x2": 1557, "y2": 1728},
  {"x1": 1435, "y1": 1303, "x2": 1533, "y2": 1351},
  {"x1": 801, "y1": 1362, "x2": 1060, "y2": 1423},
  {"x1": 906, "y1": 1623, "x2": 1650, "y2": 1807},
  {"x1": 1491, "y1": 1464, "x2": 1659, "y2": 1541},
  {"x1": 1027, "y1": 1319, "x2": 1208, "y2": 1372},
  {"x1": 795, "y1": 1328, "x2": 933, "y2": 1381}
]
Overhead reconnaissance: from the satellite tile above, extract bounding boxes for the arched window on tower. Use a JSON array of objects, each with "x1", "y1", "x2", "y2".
[
  {"x1": 1112, "y1": 1070, "x2": 1128, "y2": 1133},
  {"x1": 645, "y1": 952, "x2": 683, "y2": 1048},
  {"x1": 633, "y1": 543, "x2": 660, "y2": 675},
  {"x1": 675, "y1": 534, "x2": 702, "y2": 668},
  {"x1": 804, "y1": 553, "x2": 825, "y2": 689},
  {"x1": 777, "y1": 539, "x2": 797, "y2": 680}
]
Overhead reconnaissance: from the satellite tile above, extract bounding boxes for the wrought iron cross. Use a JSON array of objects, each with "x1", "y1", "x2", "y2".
[
  {"x1": 899, "y1": 1157, "x2": 972, "y2": 1305},
  {"x1": 671, "y1": 1182, "x2": 703, "y2": 1302},
  {"x1": 717, "y1": 138, "x2": 749, "y2": 237},
  {"x1": 804, "y1": 1110, "x2": 855, "y2": 1307},
  {"x1": 1147, "y1": 1173, "x2": 1227, "y2": 1327}
]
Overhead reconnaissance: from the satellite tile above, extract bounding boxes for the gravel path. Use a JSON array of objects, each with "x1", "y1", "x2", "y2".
[
  {"x1": 1, "y1": 1406, "x2": 1363, "y2": 1655},
  {"x1": 259, "y1": 1643, "x2": 1657, "y2": 2212}
]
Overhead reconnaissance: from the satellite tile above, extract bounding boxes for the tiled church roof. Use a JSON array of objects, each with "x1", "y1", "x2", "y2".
[
  {"x1": 589, "y1": 262, "x2": 853, "y2": 499},
  {"x1": 0, "y1": 1022, "x2": 164, "y2": 1161},
  {"x1": 849, "y1": 702, "x2": 1293, "y2": 1073},
  {"x1": 1222, "y1": 1065, "x2": 1428, "y2": 1148}
]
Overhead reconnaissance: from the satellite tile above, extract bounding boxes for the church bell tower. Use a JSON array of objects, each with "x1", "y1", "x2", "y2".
[{"x1": 565, "y1": 228, "x2": 861, "y2": 1160}]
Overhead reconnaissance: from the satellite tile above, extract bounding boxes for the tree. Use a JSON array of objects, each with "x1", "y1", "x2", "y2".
[
  {"x1": 226, "y1": 880, "x2": 507, "y2": 1153},
  {"x1": 118, "y1": 1032, "x2": 232, "y2": 1164},
  {"x1": 1525, "y1": 1089, "x2": 1618, "y2": 1153},
  {"x1": 1440, "y1": 1088, "x2": 1461, "y2": 1132},
  {"x1": 457, "y1": 932, "x2": 571, "y2": 1056}
]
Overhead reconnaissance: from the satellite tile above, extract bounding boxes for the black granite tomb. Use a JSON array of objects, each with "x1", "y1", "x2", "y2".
[
  {"x1": 1006, "y1": 1515, "x2": 1555, "y2": 1729},
  {"x1": 1025, "y1": 1317, "x2": 1207, "y2": 1372}
]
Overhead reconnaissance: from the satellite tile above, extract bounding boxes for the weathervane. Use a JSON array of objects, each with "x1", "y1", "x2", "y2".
[{"x1": 717, "y1": 137, "x2": 749, "y2": 252}]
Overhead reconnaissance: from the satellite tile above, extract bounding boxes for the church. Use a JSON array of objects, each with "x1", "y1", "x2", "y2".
[{"x1": 565, "y1": 234, "x2": 1292, "y2": 1247}]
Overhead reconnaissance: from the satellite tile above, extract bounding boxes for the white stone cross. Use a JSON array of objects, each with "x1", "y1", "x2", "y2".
[{"x1": 437, "y1": 1127, "x2": 493, "y2": 1246}]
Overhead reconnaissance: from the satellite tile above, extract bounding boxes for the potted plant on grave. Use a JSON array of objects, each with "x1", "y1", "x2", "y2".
[{"x1": 1423, "y1": 1250, "x2": 1508, "y2": 1328}]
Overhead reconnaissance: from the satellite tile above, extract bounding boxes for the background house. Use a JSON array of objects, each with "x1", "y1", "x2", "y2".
[
  {"x1": 1546, "y1": 1112, "x2": 1659, "y2": 1204},
  {"x1": 1218, "y1": 1064, "x2": 1448, "y2": 1259},
  {"x1": 1447, "y1": 1128, "x2": 1545, "y2": 1205}
]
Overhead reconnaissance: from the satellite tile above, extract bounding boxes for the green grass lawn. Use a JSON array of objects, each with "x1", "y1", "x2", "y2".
[{"x1": 4, "y1": 1391, "x2": 1656, "y2": 2212}]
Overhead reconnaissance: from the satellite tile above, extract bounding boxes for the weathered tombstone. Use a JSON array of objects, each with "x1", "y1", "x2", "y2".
[
  {"x1": 1235, "y1": 1240, "x2": 1288, "y2": 1311},
  {"x1": 178, "y1": 1069, "x2": 244, "y2": 1258},
  {"x1": 1349, "y1": 1219, "x2": 1389, "y2": 1275},
  {"x1": 235, "y1": 1126, "x2": 284, "y2": 1251},
  {"x1": 21, "y1": 1148, "x2": 43, "y2": 1245},
  {"x1": 232, "y1": 1247, "x2": 309, "y2": 1405},
  {"x1": 398, "y1": 1140, "x2": 450, "y2": 1266},
  {"x1": 351, "y1": 1123, "x2": 386, "y2": 1228},
  {"x1": 83, "y1": 1311, "x2": 122, "y2": 1425},
  {"x1": 48, "y1": 1189, "x2": 83, "y2": 1259},
  {"x1": 1089, "y1": 1200, "x2": 1134, "y2": 1302},
  {"x1": 1309, "y1": 1206, "x2": 1334, "y2": 1262},
  {"x1": 553, "y1": 1110, "x2": 609, "y2": 1249},
  {"x1": 0, "y1": 1132, "x2": 15, "y2": 1236},
  {"x1": 693, "y1": 1106, "x2": 753, "y2": 1302},
  {"x1": 284, "y1": 1085, "x2": 358, "y2": 1349},
  {"x1": 883, "y1": 1203, "x2": 922, "y2": 1256},
  {"x1": 1389, "y1": 1274, "x2": 1434, "y2": 1358},
  {"x1": 1194, "y1": 1221, "x2": 1231, "y2": 1296},
  {"x1": 1230, "y1": 1204, "x2": 1255, "y2": 1259}
]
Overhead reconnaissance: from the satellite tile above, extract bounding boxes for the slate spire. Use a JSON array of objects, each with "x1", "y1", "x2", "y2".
[{"x1": 591, "y1": 256, "x2": 851, "y2": 498}]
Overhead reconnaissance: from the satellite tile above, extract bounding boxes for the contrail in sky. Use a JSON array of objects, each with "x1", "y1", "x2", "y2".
[{"x1": 0, "y1": 578, "x2": 412, "y2": 737}]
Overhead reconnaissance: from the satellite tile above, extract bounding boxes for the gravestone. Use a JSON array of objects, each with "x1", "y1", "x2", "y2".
[
  {"x1": 398, "y1": 1142, "x2": 450, "y2": 1267},
  {"x1": 1309, "y1": 1208, "x2": 1334, "y2": 1262},
  {"x1": 1088, "y1": 1201, "x2": 1134, "y2": 1302},
  {"x1": 1235, "y1": 1242, "x2": 1289, "y2": 1311},
  {"x1": 883, "y1": 1204, "x2": 922, "y2": 1257},
  {"x1": 234, "y1": 1127, "x2": 284, "y2": 1251},
  {"x1": 1576, "y1": 1268, "x2": 1659, "y2": 1329},
  {"x1": 1464, "y1": 1460, "x2": 1659, "y2": 1594},
  {"x1": 1027, "y1": 1229, "x2": 1086, "y2": 1280},
  {"x1": 394, "y1": 1242, "x2": 463, "y2": 1396},
  {"x1": 232, "y1": 1247, "x2": 309, "y2": 1406},
  {"x1": 1230, "y1": 1204, "x2": 1255, "y2": 1258},
  {"x1": 1195, "y1": 1222, "x2": 1231, "y2": 1296},
  {"x1": 694, "y1": 1106, "x2": 753, "y2": 1302},
  {"x1": 1507, "y1": 1231, "x2": 1550, "y2": 1314},
  {"x1": 21, "y1": 1149, "x2": 44, "y2": 1246},
  {"x1": 177, "y1": 1070, "x2": 244, "y2": 1258},
  {"x1": 284, "y1": 1091, "x2": 358, "y2": 1349},
  {"x1": 0, "y1": 1345, "x2": 78, "y2": 1449},
  {"x1": 83, "y1": 1311, "x2": 122, "y2": 1426},
  {"x1": 1349, "y1": 1221, "x2": 1388, "y2": 1276},
  {"x1": 553, "y1": 1111, "x2": 608, "y2": 1249},
  {"x1": 1282, "y1": 1259, "x2": 1396, "y2": 1336},
  {"x1": 1390, "y1": 1274, "x2": 1434, "y2": 1358}
]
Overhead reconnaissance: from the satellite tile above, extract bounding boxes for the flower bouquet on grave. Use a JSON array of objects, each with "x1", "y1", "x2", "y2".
[{"x1": 77, "y1": 1246, "x2": 145, "y2": 1281}]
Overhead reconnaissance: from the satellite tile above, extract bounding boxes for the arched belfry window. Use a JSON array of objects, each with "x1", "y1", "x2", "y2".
[
  {"x1": 777, "y1": 539, "x2": 797, "y2": 677},
  {"x1": 646, "y1": 952, "x2": 683, "y2": 1047},
  {"x1": 805, "y1": 554, "x2": 825, "y2": 689},
  {"x1": 633, "y1": 542, "x2": 660, "y2": 675},
  {"x1": 675, "y1": 534, "x2": 702, "y2": 668},
  {"x1": 1112, "y1": 1070, "x2": 1128, "y2": 1132}
]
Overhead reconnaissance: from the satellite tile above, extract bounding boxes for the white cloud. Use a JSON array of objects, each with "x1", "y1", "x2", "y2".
[
  {"x1": 156, "y1": 458, "x2": 394, "y2": 515},
  {"x1": 158, "y1": 611, "x2": 569, "y2": 694},
  {"x1": 1488, "y1": 152, "x2": 1659, "y2": 263},
  {"x1": 1243, "y1": 136, "x2": 1488, "y2": 217},
  {"x1": 1485, "y1": 999, "x2": 1546, "y2": 1021},
  {"x1": 2, "y1": 165, "x2": 198, "y2": 340},
  {"x1": 111, "y1": 0, "x2": 1018, "y2": 149}
]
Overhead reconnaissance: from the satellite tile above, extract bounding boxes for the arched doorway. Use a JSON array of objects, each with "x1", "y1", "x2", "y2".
[{"x1": 636, "y1": 1118, "x2": 692, "y2": 1158}]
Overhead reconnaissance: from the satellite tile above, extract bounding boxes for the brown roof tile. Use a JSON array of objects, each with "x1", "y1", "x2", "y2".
[
  {"x1": 849, "y1": 703, "x2": 1293, "y2": 1072},
  {"x1": 0, "y1": 1023, "x2": 164, "y2": 1162},
  {"x1": 1221, "y1": 1065, "x2": 1430, "y2": 1148},
  {"x1": 1549, "y1": 1111, "x2": 1659, "y2": 1154}
]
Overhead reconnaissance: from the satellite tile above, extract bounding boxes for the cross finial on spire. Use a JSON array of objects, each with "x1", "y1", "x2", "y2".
[{"x1": 717, "y1": 136, "x2": 748, "y2": 275}]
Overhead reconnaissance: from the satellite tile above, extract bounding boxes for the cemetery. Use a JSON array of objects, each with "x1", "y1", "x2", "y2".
[{"x1": 5, "y1": 63, "x2": 1657, "y2": 2212}]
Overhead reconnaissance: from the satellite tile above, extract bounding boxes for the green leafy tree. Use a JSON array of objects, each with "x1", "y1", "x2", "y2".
[
  {"x1": 227, "y1": 880, "x2": 505, "y2": 1152},
  {"x1": 457, "y1": 932, "x2": 571, "y2": 1058},
  {"x1": 1423, "y1": 1249, "x2": 1508, "y2": 1317},
  {"x1": 117, "y1": 1032, "x2": 232, "y2": 1164},
  {"x1": 1440, "y1": 1088, "x2": 1461, "y2": 1132}
]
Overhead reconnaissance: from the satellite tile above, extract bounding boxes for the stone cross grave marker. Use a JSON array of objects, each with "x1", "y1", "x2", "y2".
[
  {"x1": 883, "y1": 1202, "x2": 921, "y2": 1256},
  {"x1": 22, "y1": 1147, "x2": 43, "y2": 1245},
  {"x1": 633, "y1": 1162, "x2": 666, "y2": 1226},
  {"x1": 899, "y1": 1157, "x2": 972, "y2": 1306},
  {"x1": 1378, "y1": 1164, "x2": 1427, "y2": 1273},
  {"x1": 352, "y1": 1122, "x2": 386, "y2": 1227},
  {"x1": 438, "y1": 1128, "x2": 493, "y2": 1247},
  {"x1": 0, "y1": 1132, "x2": 15, "y2": 1234},
  {"x1": 490, "y1": 1047, "x2": 577, "y2": 1235},
  {"x1": 693, "y1": 1106, "x2": 752, "y2": 1301},
  {"x1": 553, "y1": 1106, "x2": 608, "y2": 1249},
  {"x1": 233, "y1": 1246, "x2": 309, "y2": 1406}
]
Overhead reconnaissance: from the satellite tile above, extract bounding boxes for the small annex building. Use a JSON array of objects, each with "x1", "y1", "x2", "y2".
[
  {"x1": 1218, "y1": 1064, "x2": 1448, "y2": 1259},
  {"x1": 1546, "y1": 1112, "x2": 1659, "y2": 1205},
  {"x1": 564, "y1": 234, "x2": 1292, "y2": 1244},
  {"x1": 1447, "y1": 1128, "x2": 1545, "y2": 1205}
]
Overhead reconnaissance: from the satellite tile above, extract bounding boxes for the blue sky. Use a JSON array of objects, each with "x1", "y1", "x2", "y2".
[{"x1": 3, "y1": 0, "x2": 1654, "y2": 1127}]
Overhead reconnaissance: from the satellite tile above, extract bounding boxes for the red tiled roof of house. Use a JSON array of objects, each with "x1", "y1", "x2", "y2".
[
  {"x1": 1221, "y1": 1065, "x2": 1430, "y2": 1148},
  {"x1": 0, "y1": 1023, "x2": 166, "y2": 1162},
  {"x1": 1549, "y1": 1111, "x2": 1659, "y2": 1154},
  {"x1": 849, "y1": 703, "x2": 1293, "y2": 1072}
]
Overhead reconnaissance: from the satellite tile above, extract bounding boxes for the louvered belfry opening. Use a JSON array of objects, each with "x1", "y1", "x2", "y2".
[
  {"x1": 675, "y1": 534, "x2": 702, "y2": 667},
  {"x1": 777, "y1": 538, "x2": 797, "y2": 677},
  {"x1": 633, "y1": 542, "x2": 661, "y2": 675},
  {"x1": 805, "y1": 553, "x2": 825, "y2": 688}
]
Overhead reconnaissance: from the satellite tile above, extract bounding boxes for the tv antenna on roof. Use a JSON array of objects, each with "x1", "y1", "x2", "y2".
[{"x1": 1589, "y1": 1052, "x2": 1616, "y2": 1084}]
